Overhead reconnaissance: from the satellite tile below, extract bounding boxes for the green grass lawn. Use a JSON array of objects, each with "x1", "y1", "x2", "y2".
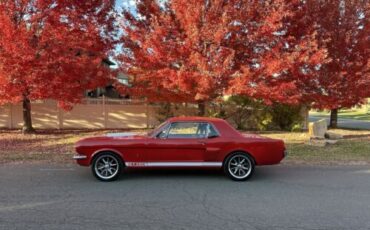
[
  {"x1": 285, "y1": 139, "x2": 370, "y2": 165},
  {"x1": 260, "y1": 130, "x2": 370, "y2": 165}
]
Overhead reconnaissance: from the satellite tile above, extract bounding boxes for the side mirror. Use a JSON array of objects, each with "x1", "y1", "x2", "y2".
[
  {"x1": 208, "y1": 134, "x2": 219, "y2": 139},
  {"x1": 156, "y1": 132, "x2": 167, "y2": 139}
]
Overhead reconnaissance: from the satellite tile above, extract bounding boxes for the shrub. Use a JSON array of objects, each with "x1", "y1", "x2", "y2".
[
  {"x1": 209, "y1": 96, "x2": 267, "y2": 130},
  {"x1": 209, "y1": 96, "x2": 304, "y2": 131},
  {"x1": 268, "y1": 103, "x2": 303, "y2": 131}
]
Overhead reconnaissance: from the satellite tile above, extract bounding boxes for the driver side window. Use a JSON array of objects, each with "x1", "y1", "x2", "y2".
[
  {"x1": 167, "y1": 122, "x2": 200, "y2": 139},
  {"x1": 156, "y1": 122, "x2": 219, "y2": 139}
]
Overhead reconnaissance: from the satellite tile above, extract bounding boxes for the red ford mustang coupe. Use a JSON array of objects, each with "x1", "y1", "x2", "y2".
[{"x1": 74, "y1": 117, "x2": 287, "y2": 181}]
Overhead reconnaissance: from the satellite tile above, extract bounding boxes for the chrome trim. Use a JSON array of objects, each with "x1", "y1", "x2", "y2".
[
  {"x1": 125, "y1": 162, "x2": 222, "y2": 167},
  {"x1": 73, "y1": 155, "x2": 87, "y2": 160}
]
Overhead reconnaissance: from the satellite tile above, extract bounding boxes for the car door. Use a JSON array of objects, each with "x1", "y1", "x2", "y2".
[
  {"x1": 201, "y1": 122, "x2": 226, "y2": 162},
  {"x1": 145, "y1": 122, "x2": 207, "y2": 162}
]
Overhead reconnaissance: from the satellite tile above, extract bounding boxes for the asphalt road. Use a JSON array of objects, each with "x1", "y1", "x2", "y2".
[
  {"x1": 309, "y1": 116, "x2": 370, "y2": 130},
  {"x1": 1, "y1": 164, "x2": 370, "y2": 230}
]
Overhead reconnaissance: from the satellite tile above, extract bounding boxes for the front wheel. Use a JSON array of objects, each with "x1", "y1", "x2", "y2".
[
  {"x1": 224, "y1": 152, "x2": 255, "y2": 181},
  {"x1": 92, "y1": 152, "x2": 123, "y2": 182}
]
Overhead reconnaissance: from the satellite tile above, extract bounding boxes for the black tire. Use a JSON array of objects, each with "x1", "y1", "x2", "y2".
[
  {"x1": 91, "y1": 152, "x2": 124, "y2": 182},
  {"x1": 224, "y1": 152, "x2": 255, "y2": 181}
]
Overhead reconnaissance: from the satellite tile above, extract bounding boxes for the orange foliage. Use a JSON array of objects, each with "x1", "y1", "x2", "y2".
[
  {"x1": 0, "y1": 0, "x2": 116, "y2": 109},
  {"x1": 118, "y1": 0, "x2": 369, "y2": 109}
]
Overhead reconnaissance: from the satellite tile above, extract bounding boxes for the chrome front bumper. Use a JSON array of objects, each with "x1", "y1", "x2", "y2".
[{"x1": 73, "y1": 154, "x2": 87, "y2": 160}]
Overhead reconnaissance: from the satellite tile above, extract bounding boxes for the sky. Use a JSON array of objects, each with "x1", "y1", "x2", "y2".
[
  {"x1": 115, "y1": 0, "x2": 137, "y2": 12},
  {"x1": 109, "y1": 0, "x2": 137, "y2": 67}
]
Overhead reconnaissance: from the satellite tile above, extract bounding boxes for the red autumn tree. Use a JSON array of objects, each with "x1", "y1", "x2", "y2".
[
  {"x1": 117, "y1": 0, "x2": 327, "y2": 115},
  {"x1": 295, "y1": 0, "x2": 370, "y2": 128},
  {"x1": 0, "y1": 0, "x2": 116, "y2": 133}
]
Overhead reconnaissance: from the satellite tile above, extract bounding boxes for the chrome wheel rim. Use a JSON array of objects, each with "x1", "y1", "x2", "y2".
[
  {"x1": 228, "y1": 154, "x2": 252, "y2": 179},
  {"x1": 94, "y1": 155, "x2": 119, "y2": 180}
]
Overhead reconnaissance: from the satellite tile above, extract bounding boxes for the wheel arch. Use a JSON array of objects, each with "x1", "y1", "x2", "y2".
[
  {"x1": 222, "y1": 150, "x2": 256, "y2": 167},
  {"x1": 90, "y1": 149, "x2": 125, "y2": 166}
]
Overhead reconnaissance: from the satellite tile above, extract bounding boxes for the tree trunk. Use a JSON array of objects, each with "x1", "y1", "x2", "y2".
[
  {"x1": 329, "y1": 108, "x2": 338, "y2": 129},
  {"x1": 299, "y1": 104, "x2": 310, "y2": 131},
  {"x1": 197, "y1": 101, "x2": 206, "y2": 116},
  {"x1": 22, "y1": 97, "x2": 35, "y2": 134}
]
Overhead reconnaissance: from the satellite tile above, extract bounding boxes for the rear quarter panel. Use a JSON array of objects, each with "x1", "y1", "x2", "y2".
[{"x1": 217, "y1": 138, "x2": 285, "y2": 165}]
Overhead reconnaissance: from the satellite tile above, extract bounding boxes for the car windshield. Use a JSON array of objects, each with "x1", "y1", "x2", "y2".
[{"x1": 147, "y1": 121, "x2": 168, "y2": 137}]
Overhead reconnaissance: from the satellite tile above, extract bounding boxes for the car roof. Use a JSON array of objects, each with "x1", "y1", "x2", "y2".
[
  {"x1": 167, "y1": 116, "x2": 243, "y2": 137},
  {"x1": 166, "y1": 116, "x2": 243, "y2": 138},
  {"x1": 167, "y1": 116, "x2": 225, "y2": 123}
]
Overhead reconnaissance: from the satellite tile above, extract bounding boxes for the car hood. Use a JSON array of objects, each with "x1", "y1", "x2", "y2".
[
  {"x1": 105, "y1": 132, "x2": 147, "y2": 139},
  {"x1": 242, "y1": 133, "x2": 269, "y2": 139},
  {"x1": 75, "y1": 132, "x2": 148, "y2": 147}
]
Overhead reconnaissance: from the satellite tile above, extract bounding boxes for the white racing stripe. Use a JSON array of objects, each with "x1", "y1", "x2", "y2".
[{"x1": 126, "y1": 162, "x2": 222, "y2": 167}]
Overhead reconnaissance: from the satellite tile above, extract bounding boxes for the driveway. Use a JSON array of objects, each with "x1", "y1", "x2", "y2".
[
  {"x1": 309, "y1": 115, "x2": 370, "y2": 130},
  {"x1": 1, "y1": 164, "x2": 370, "y2": 230}
]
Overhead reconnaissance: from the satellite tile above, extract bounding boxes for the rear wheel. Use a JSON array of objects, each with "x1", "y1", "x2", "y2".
[
  {"x1": 224, "y1": 152, "x2": 255, "y2": 181},
  {"x1": 92, "y1": 152, "x2": 123, "y2": 182}
]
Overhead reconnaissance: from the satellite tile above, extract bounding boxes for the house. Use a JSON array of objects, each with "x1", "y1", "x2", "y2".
[{"x1": 86, "y1": 59, "x2": 130, "y2": 99}]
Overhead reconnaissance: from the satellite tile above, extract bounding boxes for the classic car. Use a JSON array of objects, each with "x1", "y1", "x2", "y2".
[{"x1": 73, "y1": 117, "x2": 287, "y2": 181}]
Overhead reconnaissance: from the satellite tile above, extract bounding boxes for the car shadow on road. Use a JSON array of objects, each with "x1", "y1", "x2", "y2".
[
  {"x1": 116, "y1": 166, "x2": 281, "y2": 182},
  {"x1": 121, "y1": 168, "x2": 224, "y2": 180}
]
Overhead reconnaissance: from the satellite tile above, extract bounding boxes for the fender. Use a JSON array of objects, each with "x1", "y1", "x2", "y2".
[{"x1": 90, "y1": 148, "x2": 125, "y2": 165}]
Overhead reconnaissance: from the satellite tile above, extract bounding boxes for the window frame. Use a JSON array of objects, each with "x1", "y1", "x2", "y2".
[
  {"x1": 155, "y1": 122, "x2": 171, "y2": 139},
  {"x1": 205, "y1": 122, "x2": 221, "y2": 138},
  {"x1": 156, "y1": 121, "x2": 221, "y2": 139}
]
